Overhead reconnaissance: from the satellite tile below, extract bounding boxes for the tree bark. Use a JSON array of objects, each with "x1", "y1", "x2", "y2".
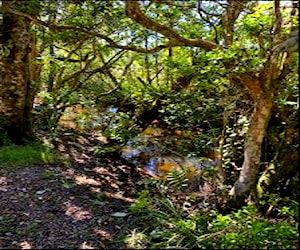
[
  {"x1": 229, "y1": 96, "x2": 273, "y2": 199},
  {"x1": 0, "y1": 1, "x2": 34, "y2": 144}
]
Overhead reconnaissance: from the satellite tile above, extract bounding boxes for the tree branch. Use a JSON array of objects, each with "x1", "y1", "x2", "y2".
[
  {"x1": 2, "y1": 2, "x2": 173, "y2": 54},
  {"x1": 5, "y1": 0, "x2": 219, "y2": 53},
  {"x1": 273, "y1": 0, "x2": 283, "y2": 45},
  {"x1": 125, "y1": 0, "x2": 219, "y2": 51},
  {"x1": 222, "y1": 0, "x2": 242, "y2": 46},
  {"x1": 197, "y1": 0, "x2": 223, "y2": 17},
  {"x1": 197, "y1": 0, "x2": 219, "y2": 44},
  {"x1": 149, "y1": 67, "x2": 164, "y2": 84}
]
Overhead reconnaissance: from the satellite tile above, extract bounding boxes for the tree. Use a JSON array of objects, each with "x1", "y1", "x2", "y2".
[
  {"x1": 0, "y1": 0, "x2": 41, "y2": 144},
  {"x1": 123, "y1": 0, "x2": 298, "y2": 201},
  {"x1": 0, "y1": 0, "x2": 123, "y2": 138},
  {"x1": 0, "y1": 0, "x2": 297, "y2": 203}
]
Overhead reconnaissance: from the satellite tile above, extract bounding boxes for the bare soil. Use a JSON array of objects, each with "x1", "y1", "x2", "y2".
[{"x1": 0, "y1": 130, "x2": 144, "y2": 249}]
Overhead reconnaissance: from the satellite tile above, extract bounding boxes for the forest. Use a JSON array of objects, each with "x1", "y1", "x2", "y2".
[{"x1": 0, "y1": 0, "x2": 298, "y2": 249}]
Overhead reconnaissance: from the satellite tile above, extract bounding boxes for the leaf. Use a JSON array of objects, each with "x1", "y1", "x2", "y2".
[
  {"x1": 36, "y1": 190, "x2": 47, "y2": 195},
  {"x1": 110, "y1": 212, "x2": 128, "y2": 217}
]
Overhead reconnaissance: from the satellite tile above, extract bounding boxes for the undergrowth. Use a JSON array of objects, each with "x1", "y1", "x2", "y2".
[{"x1": 122, "y1": 181, "x2": 299, "y2": 249}]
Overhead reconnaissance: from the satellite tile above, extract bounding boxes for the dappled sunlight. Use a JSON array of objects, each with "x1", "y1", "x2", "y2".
[
  {"x1": 89, "y1": 187, "x2": 136, "y2": 203},
  {"x1": 58, "y1": 106, "x2": 89, "y2": 131},
  {"x1": 59, "y1": 164, "x2": 135, "y2": 195},
  {"x1": 105, "y1": 191, "x2": 136, "y2": 203},
  {"x1": 0, "y1": 162, "x2": 139, "y2": 248},
  {"x1": 93, "y1": 228, "x2": 113, "y2": 240},
  {"x1": 142, "y1": 126, "x2": 168, "y2": 137},
  {"x1": 77, "y1": 135, "x2": 91, "y2": 145},
  {"x1": 19, "y1": 240, "x2": 33, "y2": 249},
  {"x1": 61, "y1": 168, "x2": 102, "y2": 187},
  {"x1": 74, "y1": 175, "x2": 102, "y2": 186},
  {"x1": 61, "y1": 168, "x2": 76, "y2": 177},
  {"x1": 92, "y1": 166, "x2": 110, "y2": 175},
  {"x1": 79, "y1": 241, "x2": 96, "y2": 249},
  {"x1": 90, "y1": 134, "x2": 109, "y2": 144},
  {"x1": 1, "y1": 0, "x2": 298, "y2": 247},
  {"x1": 58, "y1": 143, "x2": 67, "y2": 152},
  {"x1": 69, "y1": 147, "x2": 90, "y2": 163},
  {"x1": 0, "y1": 176, "x2": 11, "y2": 191},
  {"x1": 89, "y1": 187, "x2": 102, "y2": 194},
  {"x1": 63, "y1": 201, "x2": 93, "y2": 221}
]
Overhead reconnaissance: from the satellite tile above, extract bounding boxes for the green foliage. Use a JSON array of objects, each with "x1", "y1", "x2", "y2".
[
  {"x1": 129, "y1": 190, "x2": 152, "y2": 214},
  {"x1": 280, "y1": 201, "x2": 299, "y2": 221},
  {"x1": 101, "y1": 111, "x2": 137, "y2": 143},
  {"x1": 124, "y1": 188, "x2": 298, "y2": 249},
  {"x1": 0, "y1": 142, "x2": 59, "y2": 166},
  {"x1": 160, "y1": 101, "x2": 195, "y2": 130},
  {"x1": 166, "y1": 169, "x2": 189, "y2": 190},
  {"x1": 61, "y1": 178, "x2": 75, "y2": 189},
  {"x1": 94, "y1": 144, "x2": 122, "y2": 156},
  {"x1": 259, "y1": 193, "x2": 299, "y2": 221},
  {"x1": 0, "y1": 216, "x2": 17, "y2": 234},
  {"x1": 41, "y1": 171, "x2": 55, "y2": 180},
  {"x1": 15, "y1": 1, "x2": 43, "y2": 16},
  {"x1": 0, "y1": 43, "x2": 12, "y2": 58},
  {"x1": 124, "y1": 230, "x2": 150, "y2": 249}
]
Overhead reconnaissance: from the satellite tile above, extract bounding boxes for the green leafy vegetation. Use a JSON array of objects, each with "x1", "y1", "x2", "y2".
[
  {"x1": 124, "y1": 189, "x2": 298, "y2": 249},
  {"x1": 0, "y1": 142, "x2": 59, "y2": 166},
  {"x1": 0, "y1": 0, "x2": 298, "y2": 248}
]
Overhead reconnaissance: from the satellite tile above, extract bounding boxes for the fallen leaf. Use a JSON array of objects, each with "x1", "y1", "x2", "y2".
[{"x1": 110, "y1": 212, "x2": 128, "y2": 217}]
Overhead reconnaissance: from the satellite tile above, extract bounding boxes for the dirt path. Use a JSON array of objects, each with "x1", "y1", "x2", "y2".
[{"x1": 0, "y1": 131, "x2": 144, "y2": 249}]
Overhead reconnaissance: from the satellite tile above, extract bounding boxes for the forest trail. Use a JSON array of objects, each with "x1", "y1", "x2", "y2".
[{"x1": 0, "y1": 131, "x2": 144, "y2": 249}]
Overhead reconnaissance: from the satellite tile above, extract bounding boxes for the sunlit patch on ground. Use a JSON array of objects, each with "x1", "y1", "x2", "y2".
[
  {"x1": 0, "y1": 176, "x2": 12, "y2": 191},
  {"x1": 63, "y1": 201, "x2": 93, "y2": 221},
  {"x1": 92, "y1": 167, "x2": 110, "y2": 175},
  {"x1": 74, "y1": 175, "x2": 102, "y2": 186},
  {"x1": 0, "y1": 131, "x2": 143, "y2": 249},
  {"x1": 19, "y1": 240, "x2": 33, "y2": 249},
  {"x1": 79, "y1": 241, "x2": 96, "y2": 249},
  {"x1": 89, "y1": 187, "x2": 102, "y2": 193},
  {"x1": 105, "y1": 191, "x2": 136, "y2": 203},
  {"x1": 93, "y1": 228, "x2": 113, "y2": 240},
  {"x1": 69, "y1": 147, "x2": 90, "y2": 163},
  {"x1": 60, "y1": 168, "x2": 76, "y2": 177}
]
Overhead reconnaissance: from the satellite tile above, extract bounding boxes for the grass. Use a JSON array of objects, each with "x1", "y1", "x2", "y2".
[{"x1": 0, "y1": 141, "x2": 59, "y2": 166}]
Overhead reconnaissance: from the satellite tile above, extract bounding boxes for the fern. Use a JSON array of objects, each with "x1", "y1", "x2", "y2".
[{"x1": 166, "y1": 169, "x2": 189, "y2": 189}]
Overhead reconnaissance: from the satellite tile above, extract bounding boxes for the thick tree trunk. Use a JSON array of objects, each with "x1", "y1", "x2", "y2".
[
  {"x1": 0, "y1": 1, "x2": 34, "y2": 144},
  {"x1": 229, "y1": 97, "x2": 273, "y2": 199}
]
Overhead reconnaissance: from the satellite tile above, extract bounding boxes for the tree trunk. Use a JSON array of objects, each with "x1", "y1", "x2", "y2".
[
  {"x1": 229, "y1": 97, "x2": 273, "y2": 199},
  {"x1": 0, "y1": 1, "x2": 34, "y2": 144}
]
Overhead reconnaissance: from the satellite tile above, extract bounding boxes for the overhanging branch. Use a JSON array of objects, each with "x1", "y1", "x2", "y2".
[
  {"x1": 125, "y1": 0, "x2": 219, "y2": 51},
  {"x1": 3, "y1": 2, "x2": 186, "y2": 54}
]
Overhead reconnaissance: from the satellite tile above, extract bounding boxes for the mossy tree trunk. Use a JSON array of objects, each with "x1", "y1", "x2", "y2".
[{"x1": 0, "y1": 1, "x2": 35, "y2": 144}]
